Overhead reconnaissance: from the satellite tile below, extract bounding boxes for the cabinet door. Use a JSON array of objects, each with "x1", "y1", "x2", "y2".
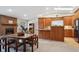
[
  {"x1": 64, "y1": 16, "x2": 73, "y2": 25},
  {"x1": 45, "y1": 18, "x2": 52, "y2": 27},
  {"x1": 50, "y1": 27, "x2": 56, "y2": 40},
  {"x1": 64, "y1": 29, "x2": 73, "y2": 37},
  {"x1": 55, "y1": 27, "x2": 64, "y2": 41},
  {"x1": 51, "y1": 27, "x2": 64, "y2": 41},
  {"x1": 45, "y1": 31, "x2": 50, "y2": 39},
  {"x1": 38, "y1": 19, "x2": 45, "y2": 29}
]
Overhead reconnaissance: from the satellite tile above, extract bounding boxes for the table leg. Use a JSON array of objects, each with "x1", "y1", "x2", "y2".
[
  {"x1": 15, "y1": 39, "x2": 18, "y2": 52},
  {"x1": 0, "y1": 40, "x2": 1, "y2": 52},
  {"x1": 8, "y1": 40, "x2": 10, "y2": 52},
  {"x1": 23, "y1": 39, "x2": 26, "y2": 52},
  {"x1": 5, "y1": 38, "x2": 7, "y2": 52}
]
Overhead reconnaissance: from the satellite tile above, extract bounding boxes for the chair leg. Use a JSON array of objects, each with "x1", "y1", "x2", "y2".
[
  {"x1": 37, "y1": 42, "x2": 38, "y2": 48},
  {"x1": 32, "y1": 40, "x2": 33, "y2": 52},
  {"x1": 23, "y1": 40, "x2": 26, "y2": 52},
  {"x1": 32, "y1": 44, "x2": 33, "y2": 52},
  {"x1": 0, "y1": 40, "x2": 1, "y2": 52},
  {"x1": 5, "y1": 39, "x2": 7, "y2": 52},
  {"x1": 15, "y1": 40, "x2": 18, "y2": 52},
  {"x1": 0, "y1": 45, "x2": 1, "y2": 52},
  {"x1": 37, "y1": 38, "x2": 38, "y2": 48},
  {"x1": 15, "y1": 47, "x2": 18, "y2": 52},
  {"x1": 8, "y1": 47, "x2": 10, "y2": 52}
]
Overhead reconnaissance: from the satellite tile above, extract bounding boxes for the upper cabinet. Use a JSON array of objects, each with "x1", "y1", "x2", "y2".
[
  {"x1": 44, "y1": 18, "x2": 52, "y2": 27},
  {"x1": 64, "y1": 16, "x2": 74, "y2": 25},
  {"x1": 38, "y1": 18, "x2": 45, "y2": 29},
  {"x1": 38, "y1": 18, "x2": 52, "y2": 29}
]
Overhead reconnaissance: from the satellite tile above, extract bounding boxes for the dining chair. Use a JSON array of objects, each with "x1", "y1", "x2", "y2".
[
  {"x1": 26, "y1": 34, "x2": 38, "y2": 52},
  {"x1": 0, "y1": 39, "x2": 1, "y2": 52},
  {"x1": 0, "y1": 35, "x2": 24, "y2": 52},
  {"x1": 0, "y1": 36, "x2": 7, "y2": 52},
  {"x1": 7, "y1": 37, "x2": 24, "y2": 52}
]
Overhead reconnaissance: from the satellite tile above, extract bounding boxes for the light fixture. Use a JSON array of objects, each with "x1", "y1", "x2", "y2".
[
  {"x1": 54, "y1": 8, "x2": 74, "y2": 10},
  {"x1": 24, "y1": 14, "x2": 27, "y2": 17},
  {"x1": 46, "y1": 7, "x2": 49, "y2": 10},
  {"x1": 7, "y1": 9, "x2": 12, "y2": 12},
  {"x1": 45, "y1": 7, "x2": 50, "y2": 10}
]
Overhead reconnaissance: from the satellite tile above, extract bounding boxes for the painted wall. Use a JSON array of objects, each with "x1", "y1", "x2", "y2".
[
  {"x1": 17, "y1": 19, "x2": 28, "y2": 32},
  {"x1": 28, "y1": 19, "x2": 38, "y2": 35}
]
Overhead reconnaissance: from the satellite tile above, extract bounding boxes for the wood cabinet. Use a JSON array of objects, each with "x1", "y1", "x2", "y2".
[
  {"x1": 64, "y1": 29, "x2": 74, "y2": 37},
  {"x1": 50, "y1": 26, "x2": 64, "y2": 41},
  {"x1": 38, "y1": 18, "x2": 52, "y2": 29},
  {"x1": 0, "y1": 15, "x2": 17, "y2": 24},
  {"x1": 64, "y1": 16, "x2": 74, "y2": 37},
  {"x1": 0, "y1": 15, "x2": 17, "y2": 35},
  {"x1": 44, "y1": 18, "x2": 52, "y2": 27},
  {"x1": 64, "y1": 16, "x2": 73, "y2": 25},
  {"x1": 38, "y1": 18, "x2": 45, "y2": 29},
  {"x1": 38, "y1": 30, "x2": 50, "y2": 40}
]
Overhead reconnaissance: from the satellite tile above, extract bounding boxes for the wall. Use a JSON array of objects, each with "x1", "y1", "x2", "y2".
[
  {"x1": 28, "y1": 19, "x2": 38, "y2": 35},
  {"x1": 74, "y1": 9, "x2": 79, "y2": 19},
  {"x1": 17, "y1": 19, "x2": 28, "y2": 32}
]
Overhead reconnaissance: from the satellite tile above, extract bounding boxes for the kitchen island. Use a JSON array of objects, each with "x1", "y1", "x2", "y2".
[
  {"x1": 38, "y1": 26, "x2": 64, "y2": 42},
  {"x1": 39, "y1": 29, "x2": 51, "y2": 40}
]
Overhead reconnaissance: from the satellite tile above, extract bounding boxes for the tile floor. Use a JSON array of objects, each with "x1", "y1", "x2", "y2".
[
  {"x1": 1, "y1": 37, "x2": 79, "y2": 52},
  {"x1": 35, "y1": 38, "x2": 79, "y2": 52}
]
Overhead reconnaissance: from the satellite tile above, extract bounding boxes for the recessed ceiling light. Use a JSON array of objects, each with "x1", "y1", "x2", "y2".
[
  {"x1": 24, "y1": 14, "x2": 27, "y2": 17},
  {"x1": 45, "y1": 7, "x2": 49, "y2": 10},
  {"x1": 54, "y1": 8, "x2": 74, "y2": 10},
  {"x1": 7, "y1": 9, "x2": 12, "y2": 12}
]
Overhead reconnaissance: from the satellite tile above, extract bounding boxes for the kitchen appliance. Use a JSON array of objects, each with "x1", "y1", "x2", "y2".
[{"x1": 74, "y1": 18, "x2": 79, "y2": 42}]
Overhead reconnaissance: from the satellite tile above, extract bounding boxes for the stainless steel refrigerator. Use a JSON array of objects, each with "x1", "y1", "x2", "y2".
[{"x1": 74, "y1": 18, "x2": 79, "y2": 42}]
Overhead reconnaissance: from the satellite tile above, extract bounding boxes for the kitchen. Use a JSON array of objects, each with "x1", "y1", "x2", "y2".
[{"x1": 0, "y1": 6, "x2": 79, "y2": 52}]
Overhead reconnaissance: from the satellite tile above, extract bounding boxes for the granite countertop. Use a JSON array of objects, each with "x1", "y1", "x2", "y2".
[
  {"x1": 64, "y1": 26, "x2": 74, "y2": 30},
  {"x1": 39, "y1": 29, "x2": 51, "y2": 30}
]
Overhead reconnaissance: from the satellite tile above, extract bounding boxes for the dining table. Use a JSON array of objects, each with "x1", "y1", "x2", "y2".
[{"x1": 0, "y1": 34, "x2": 38, "y2": 52}]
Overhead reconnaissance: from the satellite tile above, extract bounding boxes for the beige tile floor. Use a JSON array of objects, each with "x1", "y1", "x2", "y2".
[
  {"x1": 35, "y1": 37, "x2": 79, "y2": 52},
  {"x1": 64, "y1": 37, "x2": 79, "y2": 48},
  {"x1": 1, "y1": 37, "x2": 79, "y2": 52}
]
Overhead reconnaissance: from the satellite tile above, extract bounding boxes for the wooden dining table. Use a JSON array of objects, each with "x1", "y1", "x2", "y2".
[{"x1": 0, "y1": 34, "x2": 37, "y2": 52}]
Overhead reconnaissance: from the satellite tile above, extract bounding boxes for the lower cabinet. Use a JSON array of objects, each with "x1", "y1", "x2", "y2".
[
  {"x1": 64, "y1": 29, "x2": 74, "y2": 37},
  {"x1": 38, "y1": 30, "x2": 50, "y2": 40},
  {"x1": 50, "y1": 27, "x2": 64, "y2": 41},
  {"x1": 38, "y1": 27, "x2": 64, "y2": 42}
]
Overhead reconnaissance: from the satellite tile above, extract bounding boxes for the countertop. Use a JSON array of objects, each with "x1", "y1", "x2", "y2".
[{"x1": 38, "y1": 29, "x2": 51, "y2": 31}]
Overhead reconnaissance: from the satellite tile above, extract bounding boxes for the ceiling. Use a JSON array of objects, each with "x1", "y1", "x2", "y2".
[{"x1": 0, "y1": 6, "x2": 78, "y2": 20}]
